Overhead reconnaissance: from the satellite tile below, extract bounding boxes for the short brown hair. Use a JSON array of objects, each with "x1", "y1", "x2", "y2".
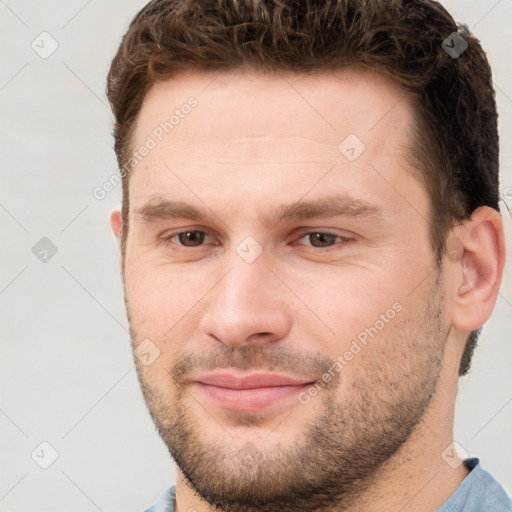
[{"x1": 106, "y1": 0, "x2": 501, "y2": 376}]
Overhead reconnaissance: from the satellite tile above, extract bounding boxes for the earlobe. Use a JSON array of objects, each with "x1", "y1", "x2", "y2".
[
  {"x1": 451, "y1": 206, "x2": 506, "y2": 332},
  {"x1": 110, "y1": 210, "x2": 123, "y2": 241}
]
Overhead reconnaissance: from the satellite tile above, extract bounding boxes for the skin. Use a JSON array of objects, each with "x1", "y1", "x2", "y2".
[{"x1": 110, "y1": 68, "x2": 506, "y2": 512}]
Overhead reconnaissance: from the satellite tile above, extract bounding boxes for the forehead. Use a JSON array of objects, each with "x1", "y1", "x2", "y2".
[
  {"x1": 134, "y1": 67, "x2": 415, "y2": 154},
  {"x1": 128, "y1": 68, "x2": 425, "y2": 223}
]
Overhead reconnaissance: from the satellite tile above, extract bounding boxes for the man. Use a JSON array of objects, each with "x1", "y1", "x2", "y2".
[{"x1": 106, "y1": 0, "x2": 511, "y2": 510}]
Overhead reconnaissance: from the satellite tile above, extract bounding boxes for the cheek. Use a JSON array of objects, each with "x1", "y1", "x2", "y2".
[
  {"x1": 296, "y1": 269, "x2": 434, "y2": 386},
  {"x1": 290, "y1": 265, "x2": 406, "y2": 353},
  {"x1": 125, "y1": 260, "x2": 209, "y2": 355}
]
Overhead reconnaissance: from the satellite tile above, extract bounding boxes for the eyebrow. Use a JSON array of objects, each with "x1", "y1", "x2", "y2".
[{"x1": 134, "y1": 193, "x2": 384, "y2": 228}]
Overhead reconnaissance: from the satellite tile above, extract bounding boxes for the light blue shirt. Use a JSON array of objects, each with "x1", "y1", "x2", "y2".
[{"x1": 143, "y1": 458, "x2": 511, "y2": 512}]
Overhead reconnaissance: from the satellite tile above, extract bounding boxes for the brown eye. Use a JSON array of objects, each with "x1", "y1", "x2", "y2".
[
  {"x1": 307, "y1": 232, "x2": 339, "y2": 248},
  {"x1": 176, "y1": 231, "x2": 206, "y2": 246},
  {"x1": 161, "y1": 230, "x2": 211, "y2": 247},
  {"x1": 296, "y1": 231, "x2": 353, "y2": 250}
]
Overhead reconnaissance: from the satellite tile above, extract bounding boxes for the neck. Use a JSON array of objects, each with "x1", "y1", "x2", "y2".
[{"x1": 337, "y1": 409, "x2": 469, "y2": 511}]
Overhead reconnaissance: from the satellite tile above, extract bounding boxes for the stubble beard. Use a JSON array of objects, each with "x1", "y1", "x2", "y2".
[{"x1": 130, "y1": 271, "x2": 448, "y2": 512}]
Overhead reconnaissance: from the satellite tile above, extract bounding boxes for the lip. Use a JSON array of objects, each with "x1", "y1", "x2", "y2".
[{"x1": 192, "y1": 372, "x2": 314, "y2": 412}]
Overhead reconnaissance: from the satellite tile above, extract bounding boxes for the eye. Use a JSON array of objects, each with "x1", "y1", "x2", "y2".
[
  {"x1": 160, "y1": 230, "x2": 213, "y2": 247},
  {"x1": 296, "y1": 231, "x2": 354, "y2": 249},
  {"x1": 159, "y1": 229, "x2": 354, "y2": 251}
]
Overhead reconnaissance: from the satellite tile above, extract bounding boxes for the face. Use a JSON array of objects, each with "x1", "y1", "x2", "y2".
[{"x1": 117, "y1": 69, "x2": 451, "y2": 512}]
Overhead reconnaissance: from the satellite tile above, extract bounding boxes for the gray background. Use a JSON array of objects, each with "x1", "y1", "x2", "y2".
[{"x1": 0, "y1": 1, "x2": 511, "y2": 511}]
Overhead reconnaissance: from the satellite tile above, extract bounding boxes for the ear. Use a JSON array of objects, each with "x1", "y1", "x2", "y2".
[
  {"x1": 110, "y1": 209, "x2": 126, "y2": 283},
  {"x1": 449, "y1": 206, "x2": 506, "y2": 332},
  {"x1": 110, "y1": 210, "x2": 123, "y2": 241}
]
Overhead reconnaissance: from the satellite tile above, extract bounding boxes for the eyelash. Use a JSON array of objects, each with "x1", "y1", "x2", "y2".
[{"x1": 159, "y1": 229, "x2": 355, "y2": 252}]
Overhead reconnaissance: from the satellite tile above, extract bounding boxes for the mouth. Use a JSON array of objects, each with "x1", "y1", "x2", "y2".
[{"x1": 192, "y1": 372, "x2": 315, "y2": 412}]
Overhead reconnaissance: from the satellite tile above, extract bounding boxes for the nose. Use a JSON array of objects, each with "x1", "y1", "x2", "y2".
[{"x1": 198, "y1": 252, "x2": 292, "y2": 348}]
